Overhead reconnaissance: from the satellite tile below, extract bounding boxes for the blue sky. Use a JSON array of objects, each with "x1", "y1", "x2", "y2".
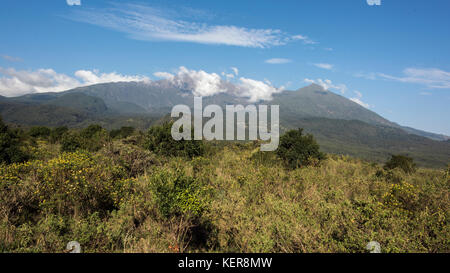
[{"x1": 1, "y1": 0, "x2": 449, "y2": 135}]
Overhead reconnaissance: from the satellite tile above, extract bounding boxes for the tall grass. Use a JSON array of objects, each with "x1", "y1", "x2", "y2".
[{"x1": 0, "y1": 140, "x2": 448, "y2": 252}]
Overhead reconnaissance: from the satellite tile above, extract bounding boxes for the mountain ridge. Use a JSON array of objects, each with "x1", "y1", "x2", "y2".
[{"x1": 0, "y1": 82, "x2": 448, "y2": 167}]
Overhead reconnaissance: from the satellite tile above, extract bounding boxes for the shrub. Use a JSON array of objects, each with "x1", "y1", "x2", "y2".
[
  {"x1": 110, "y1": 126, "x2": 135, "y2": 139},
  {"x1": 1, "y1": 151, "x2": 134, "y2": 217},
  {"x1": 0, "y1": 117, "x2": 29, "y2": 164},
  {"x1": 80, "y1": 124, "x2": 104, "y2": 139},
  {"x1": 105, "y1": 142, "x2": 157, "y2": 177},
  {"x1": 149, "y1": 168, "x2": 207, "y2": 219},
  {"x1": 81, "y1": 129, "x2": 108, "y2": 152},
  {"x1": 60, "y1": 133, "x2": 82, "y2": 153},
  {"x1": 384, "y1": 155, "x2": 416, "y2": 174},
  {"x1": 276, "y1": 128, "x2": 325, "y2": 169},
  {"x1": 60, "y1": 126, "x2": 108, "y2": 153},
  {"x1": 49, "y1": 126, "x2": 68, "y2": 144},
  {"x1": 383, "y1": 181, "x2": 419, "y2": 212},
  {"x1": 28, "y1": 126, "x2": 51, "y2": 139},
  {"x1": 144, "y1": 122, "x2": 204, "y2": 158}
]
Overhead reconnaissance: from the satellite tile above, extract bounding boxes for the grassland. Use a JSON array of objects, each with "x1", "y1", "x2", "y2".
[{"x1": 0, "y1": 134, "x2": 449, "y2": 253}]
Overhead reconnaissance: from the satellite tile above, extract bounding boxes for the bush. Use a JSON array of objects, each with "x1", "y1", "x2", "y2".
[
  {"x1": 384, "y1": 155, "x2": 416, "y2": 174},
  {"x1": 105, "y1": 142, "x2": 156, "y2": 177},
  {"x1": 110, "y1": 126, "x2": 135, "y2": 139},
  {"x1": 80, "y1": 124, "x2": 104, "y2": 139},
  {"x1": 60, "y1": 133, "x2": 82, "y2": 153},
  {"x1": 144, "y1": 122, "x2": 204, "y2": 158},
  {"x1": 0, "y1": 118, "x2": 29, "y2": 164},
  {"x1": 0, "y1": 151, "x2": 134, "y2": 218},
  {"x1": 383, "y1": 181, "x2": 419, "y2": 212},
  {"x1": 60, "y1": 126, "x2": 108, "y2": 153},
  {"x1": 49, "y1": 126, "x2": 68, "y2": 144},
  {"x1": 276, "y1": 128, "x2": 325, "y2": 169},
  {"x1": 28, "y1": 126, "x2": 51, "y2": 139},
  {"x1": 149, "y1": 168, "x2": 207, "y2": 219}
]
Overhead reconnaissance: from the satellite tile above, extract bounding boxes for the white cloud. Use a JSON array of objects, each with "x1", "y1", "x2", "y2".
[
  {"x1": 153, "y1": 71, "x2": 174, "y2": 80},
  {"x1": 154, "y1": 66, "x2": 283, "y2": 102},
  {"x1": 74, "y1": 70, "x2": 150, "y2": 85},
  {"x1": 155, "y1": 66, "x2": 225, "y2": 97},
  {"x1": 231, "y1": 67, "x2": 239, "y2": 76},
  {"x1": 313, "y1": 63, "x2": 333, "y2": 70},
  {"x1": 304, "y1": 79, "x2": 369, "y2": 107},
  {"x1": 353, "y1": 72, "x2": 377, "y2": 80},
  {"x1": 350, "y1": 97, "x2": 370, "y2": 108},
  {"x1": 68, "y1": 3, "x2": 311, "y2": 48},
  {"x1": 1, "y1": 55, "x2": 22, "y2": 62},
  {"x1": 0, "y1": 67, "x2": 149, "y2": 97},
  {"x1": 349, "y1": 90, "x2": 370, "y2": 108},
  {"x1": 303, "y1": 78, "x2": 347, "y2": 94},
  {"x1": 265, "y1": 58, "x2": 292, "y2": 64},
  {"x1": 224, "y1": 73, "x2": 234, "y2": 79},
  {"x1": 367, "y1": 0, "x2": 381, "y2": 6},
  {"x1": 292, "y1": 35, "x2": 317, "y2": 45},
  {"x1": 236, "y1": 77, "x2": 283, "y2": 102},
  {"x1": 379, "y1": 68, "x2": 450, "y2": 89},
  {"x1": 66, "y1": 0, "x2": 81, "y2": 6}
]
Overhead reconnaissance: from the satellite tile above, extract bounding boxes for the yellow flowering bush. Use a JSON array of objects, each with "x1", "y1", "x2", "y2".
[
  {"x1": 1, "y1": 151, "x2": 135, "y2": 218},
  {"x1": 383, "y1": 181, "x2": 419, "y2": 212},
  {"x1": 149, "y1": 168, "x2": 208, "y2": 218}
]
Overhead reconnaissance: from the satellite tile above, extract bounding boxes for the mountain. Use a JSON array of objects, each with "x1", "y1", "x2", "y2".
[
  {"x1": 286, "y1": 117, "x2": 450, "y2": 168},
  {"x1": 0, "y1": 82, "x2": 448, "y2": 167},
  {"x1": 272, "y1": 84, "x2": 449, "y2": 141},
  {"x1": 273, "y1": 84, "x2": 396, "y2": 127}
]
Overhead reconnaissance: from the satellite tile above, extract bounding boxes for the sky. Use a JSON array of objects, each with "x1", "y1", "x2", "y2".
[{"x1": 0, "y1": 0, "x2": 449, "y2": 135}]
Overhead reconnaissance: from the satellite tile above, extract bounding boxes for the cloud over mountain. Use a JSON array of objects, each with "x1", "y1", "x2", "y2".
[
  {"x1": 154, "y1": 66, "x2": 283, "y2": 101},
  {"x1": 0, "y1": 67, "x2": 149, "y2": 97},
  {"x1": 0, "y1": 65, "x2": 283, "y2": 102},
  {"x1": 350, "y1": 90, "x2": 370, "y2": 108},
  {"x1": 304, "y1": 78, "x2": 347, "y2": 94}
]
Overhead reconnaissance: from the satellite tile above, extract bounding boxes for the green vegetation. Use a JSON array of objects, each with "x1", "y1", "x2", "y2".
[
  {"x1": 0, "y1": 124, "x2": 448, "y2": 253},
  {"x1": 0, "y1": 118, "x2": 29, "y2": 164},
  {"x1": 28, "y1": 126, "x2": 51, "y2": 139},
  {"x1": 49, "y1": 126, "x2": 68, "y2": 144},
  {"x1": 110, "y1": 126, "x2": 135, "y2": 139},
  {"x1": 60, "y1": 124, "x2": 108, "y2": 153},
  {"x1": 384, "y1": 155, "x2": 417, "y2": 174},
  {"x1": 277, "y1": 128, "x2": 326, "y2": 168},
  {"x1": 144, "y1": 122, "x2": 204, "y2": 158},
  {"x1": 1, "y1": 83, "x2": 449, "y2": 167}
]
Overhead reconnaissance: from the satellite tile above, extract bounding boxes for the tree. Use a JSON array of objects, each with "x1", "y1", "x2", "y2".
[
  {"x1": 0, "y1": 117, "x2": 29, "y2": 164},
  {"x1": 60, "y1": 133, "x2": 82, "y2": 153},
  {"x1": 384, "y1": 154, "x2": 416, "y2": 174},
  {"x1": 81, "y1": 124, "x2": 104, "y2": 139},
  {"x1": 28, "y1": 126, "x2": 51, "y2": 139},
  {"x1": 49, "y1": 126, "x2": 69, "y2": 143},
  {"x1": 276, "y1": 128, "x2": 325, "y2": 169},
  {"x1": 144, "y1": 122, "x2": 204, "y2": 158},
  {"x1": 110, "y1": 126, "x2": 135, "y2": 139},
  {"x1": 61, "y1": 126, "x2": 108, "y2": 153}
]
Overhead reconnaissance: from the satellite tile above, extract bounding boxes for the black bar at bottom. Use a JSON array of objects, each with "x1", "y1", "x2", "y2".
[{"x1": 0, "y1": 253, "x2": 445, "y2": 272}]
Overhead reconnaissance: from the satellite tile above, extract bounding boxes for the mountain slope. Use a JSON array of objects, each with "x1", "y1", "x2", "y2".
[
  {"x1": 287, "y1": 117, "x2": 450, "y2": 168},
  {"x1": 0, "y1": 82, "x2": 448, "y2": 167},
  {"x1": 62, "y1": 82, "x2": 448, "y2": 140},
  {"x1": 273, "y1": 84, "x2": 396, "y2": 127}
]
